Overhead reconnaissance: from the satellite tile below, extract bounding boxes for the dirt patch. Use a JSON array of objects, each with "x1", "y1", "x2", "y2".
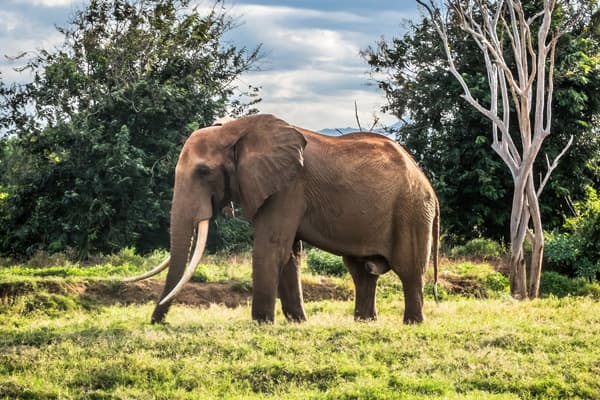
[
  {"x1": 2, "y1": 279, "x2": 352, "y2": 309},
  {"x1": 441, "y1": 275, "x2": 485, "y2": 297}
]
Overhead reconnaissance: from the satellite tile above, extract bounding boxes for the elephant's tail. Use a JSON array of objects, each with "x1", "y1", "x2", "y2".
[{"x1": 432, "y1": 201, "x2": 440, "y2": 303}]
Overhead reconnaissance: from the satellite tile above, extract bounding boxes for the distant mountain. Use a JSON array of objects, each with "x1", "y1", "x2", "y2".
[
  {"x1": 318, "y1": 127, "x2": 360, "y2": 136},
  {"x1": 318, "y1": 120, "x2": 403, "y2": 139}
]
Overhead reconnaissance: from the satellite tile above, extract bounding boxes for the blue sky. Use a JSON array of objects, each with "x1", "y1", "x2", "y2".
[{"x1": 0, "y1": 0, "x2": 420, "y2": 130}]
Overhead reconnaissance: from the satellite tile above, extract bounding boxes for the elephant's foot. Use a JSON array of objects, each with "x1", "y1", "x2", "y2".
[
  {"x1": 403, "y1": 311, "x2": 424, "y2": 324},
  {"x1": 283, "y1": 309, "x2": 307, "y2": 323},
  {"x1": 151, "y1": 304, "x2": 170, "y2": 324},
  {"x1": 252, "y1": 291, "x2": 276, "y2": 323},
  {"x1": 252, "y1": 313, "x2": 275, "y2": 324},
  {"x1": 281, "y1": 297, "x2": 307, "y2": 322},
  {"x1": 354, "y1": 310, "x2": 377, "y2": 322}
]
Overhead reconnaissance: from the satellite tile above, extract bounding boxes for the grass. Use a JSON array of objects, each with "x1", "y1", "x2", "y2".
[
  {"x1": 1, "y1": 253, "x2": 599, "y2": 399},
  {"x1": 0, "y1": 249, "x2": 253, "y2": 285},
  {"x1": 1, "y1": 298, "x2": 599, "y2": 399}
]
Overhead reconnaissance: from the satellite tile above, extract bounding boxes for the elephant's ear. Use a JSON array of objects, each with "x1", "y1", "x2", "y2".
[{"x1": 234, "y1": 115, "x2": 307, "y2": 219}]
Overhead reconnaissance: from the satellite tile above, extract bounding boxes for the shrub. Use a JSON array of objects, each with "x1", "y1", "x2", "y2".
[
  {"x1": 539, "y1": 271, "x2": 579, "y2": 297},
  {"x1": 544, "y1": 232, "x2": 578, "y2": 276},
  {"x1": 540, "y1": 271, "x2": 600, "y2": 298},
  {"x1": 307, "y1": 249, "x2": 346, "y2": 276},
  {"x1": 485, "y1": 272, "x2": 510, "y2": 293},
  {"x1": 450, "y1": 238, "x2": 505, "y2": 260},
  {"x1": 106, "y1": 246, "x2": 145, "y2": 268},
  {"x1": 438, "y1": 262, "x2": 510, "y2": 298},
  {"x1": 207, "y1": 214, "x2": 253, "y2": 253},
  {"x1": 544, "y1": 186, "x2": 600, "y2": 281}
]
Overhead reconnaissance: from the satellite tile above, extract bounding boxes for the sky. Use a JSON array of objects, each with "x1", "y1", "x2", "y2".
[{"x1": 0, "y1": 0, "x2": 420, "y2": 130}]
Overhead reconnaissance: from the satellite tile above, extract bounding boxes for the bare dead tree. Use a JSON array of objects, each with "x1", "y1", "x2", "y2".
[{"x1": 416, "y1": 0, "x2": 575, "y2": 299}]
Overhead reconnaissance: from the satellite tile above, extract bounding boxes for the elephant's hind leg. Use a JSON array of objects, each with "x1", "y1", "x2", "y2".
[
  {"x1": 397, "y1": 271, "x2": 424, "y2": 324},
  {"x1": 278, "y1": 240, "x2": 307, "y2": 322},
  {"x1": 344, "y1": 256, "x2": 379, "y2": 321},
  {"x1": 393, "y1": 224, "x2": 431, "y2": 324}
]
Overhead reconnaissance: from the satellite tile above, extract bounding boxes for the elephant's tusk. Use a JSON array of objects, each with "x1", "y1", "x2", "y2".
[
  {"x1": 159, "y1": 219, "x2": 209, "y2": 305},
  {"x1": 123, "y1": 256, "x2": 170, "y2": 282}
]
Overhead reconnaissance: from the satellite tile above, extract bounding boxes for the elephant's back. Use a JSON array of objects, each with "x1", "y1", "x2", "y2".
[{"x1": 299, "y1": 129, "x2": 428, "y2": 191}]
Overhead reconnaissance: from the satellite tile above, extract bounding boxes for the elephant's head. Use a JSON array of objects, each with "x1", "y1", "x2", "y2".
[{"x1": 126, "y1": 114, "x2": 306, "y2": 322}]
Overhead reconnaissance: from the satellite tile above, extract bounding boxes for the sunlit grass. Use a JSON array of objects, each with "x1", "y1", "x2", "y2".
[
  {"x1": 1, "y1": 252, "x2": 599, "y2": 398},
  {"x1": 1, "y1": 297, "x2": 599, "y2": 399}
]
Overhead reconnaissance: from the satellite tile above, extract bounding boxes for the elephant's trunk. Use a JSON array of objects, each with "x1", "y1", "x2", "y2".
[
  {"x1": 159, "y1": 219, "x2": 209, "y2": 305},
  {"x1": 151, "y1": 199, "x2": 210, "y2": 324}
]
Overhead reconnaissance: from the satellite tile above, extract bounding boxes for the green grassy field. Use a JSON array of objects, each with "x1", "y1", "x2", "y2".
[{"x1": 1, "y1": 254, "x2": 599, "y2": 399}]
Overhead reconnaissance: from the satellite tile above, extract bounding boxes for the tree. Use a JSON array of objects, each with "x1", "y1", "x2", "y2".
[
  {"x1": 364, "y1": 17, "x2": 513, "y2": 242},
  {"x1": 363, "y1": 1, "x2": 600, "y2": 244},
  {"x1": 416, "y1": 0, "x2": 588, "y2": 299},
  {"x1": 366, "y1": 0, "x2": 598, "y2": 291},
  {"x1": 0, "y1": 0, "x2": 260, "y2": 258}
]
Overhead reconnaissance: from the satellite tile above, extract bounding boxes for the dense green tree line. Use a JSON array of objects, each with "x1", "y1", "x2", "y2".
[
  {"x1": 364, "y1": 1, "x2": 600, "y2": 244},
  {"x1": 1, "y1": 0, "x2": 598, "y2": 264},
  {"x1": 0, "y1": 0, "x2": 260, "y2": 258}
]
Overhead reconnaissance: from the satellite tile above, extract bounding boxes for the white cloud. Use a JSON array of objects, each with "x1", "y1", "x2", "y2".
[
  {"x1": 257, "y1": 89, "x2": 396, "y2": 131},
  {"x1": 228, "y1": 3, "x2": 368, "y2": 24},
  {"x1": 0, "y1": 11, "x2": 20, "y2": 32},
  {"x1": 242, "y1": 68, "x2": 394, "y2": 130},
  {"x1": 11, "y1": 0, "x2": 75, "y2": 7},
  {"x1": 0, "y1": 1, "x2": 409, "y2": 129},
  {"x1": 1, "y1": 25, "x2": 64, "y2": 83},
  {"x1": 222, "y1": 3, "x2": 401, "y2": 129}
]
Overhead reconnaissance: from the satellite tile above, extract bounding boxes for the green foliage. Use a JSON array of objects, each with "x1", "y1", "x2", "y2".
[
  {"x1": 544, "y1": 232, "x2": 578, "y2": 275},
  {"x1": 0, "y1": 0, "x2": 260, "y2": 258},
  {"x1": 544, "y1": 186, "x2": 600, "y2": 280},
  {"x1": 485, "y1": 272, "x2": 511, "y2": 293},
  {"x1": 450, "y1": 238, "x2": 506, "y2": 260},
  {"x1": 434, "y1": 261, "x2": 510, "y2": 299},
  {"x1": 364, "y1": 3, "x2": 600, "y2": 242},
  {"x1": 540, "y1": 271, "x2": 600, "y2": 298},
  {"x1": 307, "y1": 249, "x2": 346, "y2": 276},
  {"x1": 207, "y1": 214, "x2": 253, "y2": 253}
]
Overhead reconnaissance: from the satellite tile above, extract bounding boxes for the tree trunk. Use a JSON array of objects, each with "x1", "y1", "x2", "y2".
[
  {"x1": 509, "y1": 176, "x2": 530, "y2": 300},
  {"x1": 509, "y1": 249, "x2": 528, "y2": 300},
  {"x1": 527, "y1": 178, "x2": 544, "y2": 298}
]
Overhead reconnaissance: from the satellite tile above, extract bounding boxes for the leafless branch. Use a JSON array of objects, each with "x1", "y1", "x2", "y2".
[
  {"x1": 537, "y1": 135, "x2": 574, "y2": 197},
  {"x1": 354, "y1": 100, "x2": 363, "y2": 132}
]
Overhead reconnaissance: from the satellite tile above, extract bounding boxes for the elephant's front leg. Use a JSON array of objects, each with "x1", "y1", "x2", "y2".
[
  {"x1": 251, "y1": 187, "x2": 304, "y2": 323},
  {"x1": 278, "y1": 240, "x2": 307, "y2": 322}
]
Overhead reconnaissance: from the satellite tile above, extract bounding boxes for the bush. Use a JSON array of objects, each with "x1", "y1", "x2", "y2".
[
  {"x1": 540, "y1": 271, "x2": 600, "y2": 298},
  {"x1": 544, "y1": 232, "x2": 578, "y2": 276},
  {"x1": 544, "y1": 186, "x2": 600, "y2": 281},
  {"x1": 485, "y1": 272, "x2": 510, "y2": 293},
  {"x1": 438, "y1": 261, "x2": 510, "y2": 298},
  {"x1": 307, "y1": 249, "x2": 346, "y2": 276},
  {"x1": 450, "y1": 238, "x2": 505, "y2": 260},
  {"x1": 207, "y1": 214, "x2": 253, "y2": 253}
]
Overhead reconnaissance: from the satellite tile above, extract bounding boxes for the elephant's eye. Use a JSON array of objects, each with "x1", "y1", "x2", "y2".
[{"x1": 195, "y1": 165, "x2": 211, "y2": 178}]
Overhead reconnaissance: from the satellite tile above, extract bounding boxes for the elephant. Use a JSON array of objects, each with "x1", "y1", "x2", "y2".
[{"x1": 126, "y1": 114, "x2": 439, "y2": 324}]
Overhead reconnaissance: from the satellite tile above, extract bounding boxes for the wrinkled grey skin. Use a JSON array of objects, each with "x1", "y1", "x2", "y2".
[{"x1": 151, "y1": 114, "x2": 439, "y2": 324}]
